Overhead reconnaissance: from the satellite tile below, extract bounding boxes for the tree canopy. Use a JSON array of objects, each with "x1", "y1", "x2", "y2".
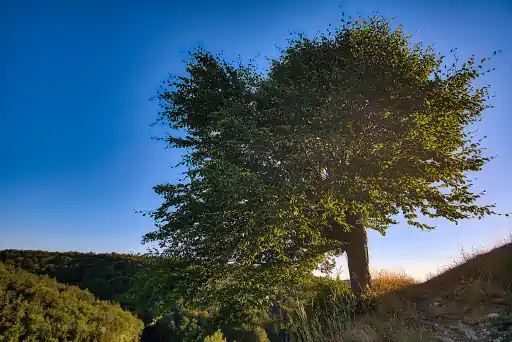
[{"x1": 143, "y1": 14, "x2": 500, "y2": 313}]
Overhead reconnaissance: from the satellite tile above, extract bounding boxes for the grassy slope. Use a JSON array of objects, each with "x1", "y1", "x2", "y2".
[
  {"x1": 377, "y1": 242, "x2": 512, "y2": 341},
  {"x1": 295, "y1": 241, "x2": 512, "y2": 342},
  {"x1": 400, "y1": 242, "x2": 512, "y2": 300}
]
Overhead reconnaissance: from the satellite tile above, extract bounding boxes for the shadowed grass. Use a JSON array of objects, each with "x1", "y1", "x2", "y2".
[
  {"x1": 291, "y1": 271, "x2": 431, "y2": 342},
  {"x1": 291, "y1": 293, "x2": 433, "y2": 342}
]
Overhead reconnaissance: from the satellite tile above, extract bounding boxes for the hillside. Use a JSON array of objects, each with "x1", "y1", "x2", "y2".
[
  {"x1": 1, "y1": 244, "x2": 511, "y2": 342},
  {"x1": 378, "y1": 242, "x2": 512, "y2": 341},
  {"x1": 0, "y1": 249, "x2": 354, "y2": 341},
  {"x1": 0, "y1": 262, "x2": 144, "y2": 341},
  {"x1": 0, "y1": 249, "x2": 146, "y2": 305},
  {"x1": 290, "y1": 242, "x2": 512, "y2": 342}
]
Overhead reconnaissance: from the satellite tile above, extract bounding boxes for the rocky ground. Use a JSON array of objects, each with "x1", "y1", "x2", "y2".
[{"x1": 416, "y1": 284, "x2": 512, "y2": 341}]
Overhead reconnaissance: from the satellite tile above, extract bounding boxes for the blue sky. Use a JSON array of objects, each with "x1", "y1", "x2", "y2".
[{"x1": 1, "y1": 0, "x2": 511, "y2": 279}]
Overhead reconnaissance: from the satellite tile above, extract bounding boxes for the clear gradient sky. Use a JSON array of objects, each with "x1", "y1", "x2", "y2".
[{"x1": 1, "y1": 0, "x2": 511, "y2": 280}]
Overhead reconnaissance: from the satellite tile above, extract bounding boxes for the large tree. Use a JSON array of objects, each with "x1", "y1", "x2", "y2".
[{"x1": 143, "y1": 15, "x2": 500, "y2": 311}]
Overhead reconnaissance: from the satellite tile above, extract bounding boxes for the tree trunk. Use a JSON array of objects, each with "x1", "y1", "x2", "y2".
[
  {"x1": 344, "y1": 213, "x2": 371, "y2": 296},
  {"x1": 321, "y1": 212, "x2": 372, "y2": 296}
]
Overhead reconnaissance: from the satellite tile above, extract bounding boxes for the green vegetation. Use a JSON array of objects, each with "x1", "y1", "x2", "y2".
[
  {"x1": 129, "y1": 256, "x2": 353, "y2": 341},
  {"x1": 204, "y1": 331, "x2": 227, "y2": 342},
  {"x1": 0, "y1": 262, "x2": 143, "y2": 342},
  {"x1": 0, "y1": 249, "x2": 357, "y2": 341},
  {"x1": 0, "y1": 249, "x2": 145, "y2": 306},
  {"x1": 143, "y1": 13, "x2": 500, "y2": 323},
  {"x1": 4, "y1": 244, "x2": 510, "y2": 341}
]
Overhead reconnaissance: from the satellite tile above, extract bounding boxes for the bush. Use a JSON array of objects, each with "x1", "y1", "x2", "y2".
[
  {"x1": 221, "y1": 326, "x2": 269, "y2": 342},
  {"x1": 141, "y1": 307, "x2": 213, "y2": 342},
  {"x1": 0, "y1": 263, "x2": 143, "y2": 342},
  {"x1": 251, "y1": 326, "x2": 270, "y2": 342},
  {"x1": 297, "y1": 276, "x2": 351, "y2": 316},
  {"x1": 204, "y1": 330, "x2": 227, "y2": 342},
  {"x1": 141, "y1": 306, "x2": 274, "y2": 342}
]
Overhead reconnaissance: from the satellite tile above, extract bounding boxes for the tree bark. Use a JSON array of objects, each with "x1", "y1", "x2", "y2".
[
  {"x1": 322, "y1": 213, "x2": 371, "y2": 296},
  {"x1": 344, "y1": 213, "x2": 371, "y2": 296}
]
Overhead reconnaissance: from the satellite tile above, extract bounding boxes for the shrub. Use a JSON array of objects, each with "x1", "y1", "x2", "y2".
[
  {"x1": 220, "y1": 326, "x2": 270, "y2": 342},
  {"x1": 204, "y1": 330, "x2": 227, "y2": 342},
  {"x1": 297, "y1": 276, "x2": 351, "y2": 316},
  {"x1": 251, "y1": 326, "x2": 270, "y2": 342},
  {"x1": 0, "y1": 263, "x2": 143, "y2": 342},
  {"x1": 141, "y1": 307, "x2": 213, "y2": 342}
]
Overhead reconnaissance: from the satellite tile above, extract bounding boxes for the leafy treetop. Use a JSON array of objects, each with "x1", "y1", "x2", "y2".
[{"x1": 143, "y1": 14, "x2": 501, "y2": 313}]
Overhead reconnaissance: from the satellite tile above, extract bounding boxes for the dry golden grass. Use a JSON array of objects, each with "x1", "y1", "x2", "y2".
[
  {"x1": 381, "y1": 240, "x2": 512, "y2": 328},
  {"x1": 402, "y1": 241, "x2": 512, "y2": 301},
  {"x1": 426, "y1": 233, "x2": 512, "y2": 281},
  {"x1": 370, "y1": 269, "x2": 418, "y2": 295}
]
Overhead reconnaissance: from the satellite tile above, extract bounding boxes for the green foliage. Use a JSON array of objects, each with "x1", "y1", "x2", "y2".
[
  {"x1": 0, "y1": 249, "x2": 279, "y2": 340},
  {"x1": 221, "y1": 326, "x2": 269, "y2": 342},
  {"x1": 0, "y1": 262, "x2": 143, "y2": 342},
  {"x1": 0, "y1": 249, "x2": 145, "y2": 307},
  {"x1": 0, "y1": 247, "x2": 363, "y2": 341},
  {"x1": 298, "y1": 277, "x2": 352, "y2": 313},
  {"x1": 144, "y1": 10, "x2": 501, "y2": 322},
  {"x1": 204, "y1": 330, "x2": 227, "y2": 342},
  {"x1": 140, "y1": 305, "x2": 275, "y2": 342},
  {"x1": 253, "y1": 327, "x2": 270, "y2": 342},
  {"x1": 142, "y1": 308, "x2": 213, "y2": 342}
]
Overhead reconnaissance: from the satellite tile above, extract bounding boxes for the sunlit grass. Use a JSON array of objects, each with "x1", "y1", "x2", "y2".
[{"x1": 370, "y1": 269, "x2": 418, "y2": 295}]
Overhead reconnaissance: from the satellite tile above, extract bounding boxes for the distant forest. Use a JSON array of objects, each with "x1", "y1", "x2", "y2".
[{"x1": 0, "y1": 249, "x2": 146, "y2": 305}]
